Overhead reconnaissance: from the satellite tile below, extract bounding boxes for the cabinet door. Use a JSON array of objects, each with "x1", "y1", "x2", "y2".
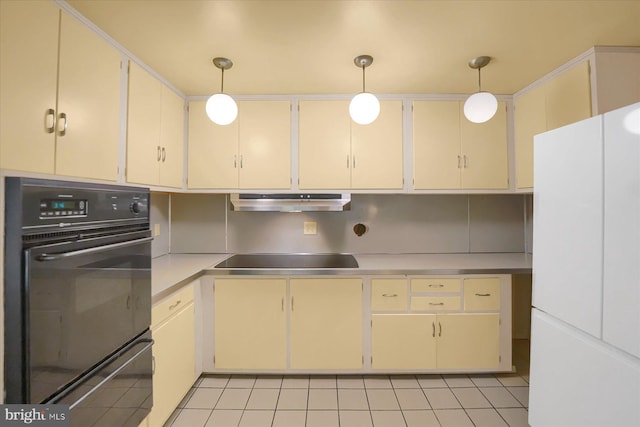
[
  {"x1": 238, "y1": 101, "x2": 291, "y2": 189},
  {"x1": 149, "y1": 303, "x2": 195, "y2": 427},
  {"x1": 127, "y1": 62, "x2": 161, "y2": 186},
  {"x1": 290, "y1": 278, "x2": 362, "y2": 369},
  {"x1": 436, "y1": 313, "x2": 500, "y2": 369},
  {"x1": 158, "y1": 86, "x2": 184, "y2": 188},
  {"x1": 460, "y1": 101, "x2": 509, "y2": 189},
  {"x1": 545, "y1": 60, "x2": 592, "y2": 131},
  {"x1": 412, "y1": 101, "x2": 461, "y2": 189},
  {"x1": 0, "y1": 1, "x2": 58, "y2": 173},
  {"x1": 187, "y1": 100, "x2": 239, "y2": 188},
  {"x1": 351, "y1": 100, "x2": 403, "y2": 189},
  {"x1": 515, "y1": 85, "x2": 546, "y2": 189},
  {"x1": 56, "y1": 11, "x2": 121, "y2": 181},
  {"x1": 299, "y1": 100, "x2": 352, "y2": 189},
  {"x1": 371, "y1": 314, "x2": 436, "y2": 369},
  {"x1": 214, "y1": 279, "x2": 287, "y2": 369}
]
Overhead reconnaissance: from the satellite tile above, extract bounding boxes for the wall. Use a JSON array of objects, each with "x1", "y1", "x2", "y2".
[
  {"x1": 150, "y1": 192, "x2": 170, "y2": 258},
  {"x1": 170, "y1": 193, "x2": 528, "y2": 254}
]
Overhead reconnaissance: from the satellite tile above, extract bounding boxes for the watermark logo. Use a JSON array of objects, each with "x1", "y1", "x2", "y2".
[{"x1": 0, "y1": 405, "x2": 68, "y2": 427}]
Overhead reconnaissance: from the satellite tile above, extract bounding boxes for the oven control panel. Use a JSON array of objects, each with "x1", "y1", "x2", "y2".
[{"x1": 40, "y1": 199, "x2": 88, "y2": 218}]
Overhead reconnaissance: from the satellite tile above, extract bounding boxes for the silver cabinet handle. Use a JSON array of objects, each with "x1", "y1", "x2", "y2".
[
  {"x1": 169, "y1": 300, "x2": 182, "y2": 310},
  {"x1": 58, "y1": 112, "x2": 67, "y2": 136},
  {"x1": 475, "y1": 293, "x2": 491, "y2": 297},
  {"x1": 463, "y1": 155, "x2": 468, "y2": 168},
  {"x1": 346, "y1": 155, "x2": 350, "y2": 168},
  {"x1": 429, "y1": 302, "x2": 445, "y2": 306},
  {"x1": 382, "y1": 293, "x2": 398, "y2": 297},
  {"x1": 281, "y1": 297, "x2": 284, "y2": 312},
  {"x1": 457, "y1": 155, "x2": 461, "y2": 168},
  {"x1": 353, "y1": 154, "x2": 356, "y2": 168},
  {"x1": 291, "y1": 297, "x2": 294, "y2": 311},
  {"x1": 161, "y1": 147, "x2": 166, "y2": 162},
  {"x1": 428, "y1": 284, "x2": 444, "y2": 288},
  {"x1": 432, "y1": 322, "x2": 435, "y2": 337},
  {"x1": 438, "y1": 322, "x2": 442, "y2": 337},
  {"x1": 45, "y1": 108, "x2": 55, "y2": 133},
  {"x1": 233, "y1": 154, "x2": 237, "y2": 168},
  {"x1": 157, "y1": 146, "x2": 162, "y2": 161},
  {"x1": 240, "y1": 155, "x2": 243, "y2": 168}
]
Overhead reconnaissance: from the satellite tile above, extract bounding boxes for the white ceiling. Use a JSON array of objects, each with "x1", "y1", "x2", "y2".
[{"x1": 66, "y1": 0, "x2": 640, "y2": 97}]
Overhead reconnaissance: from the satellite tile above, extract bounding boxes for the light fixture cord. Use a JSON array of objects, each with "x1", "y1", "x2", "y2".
[
  {"x1": 221, "y1": 67, "x2": 225, "y2": 93},
  {"x1": 477, "y1": 67, "x2": 482, "y2": 92},
  {"x1": 362, "y1": 65, "x2": 366, "y2": 93}
]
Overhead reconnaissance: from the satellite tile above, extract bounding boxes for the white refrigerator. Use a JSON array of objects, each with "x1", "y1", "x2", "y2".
[{"x1": 530, "y1": 102, "x2": 640, "y2": 426}]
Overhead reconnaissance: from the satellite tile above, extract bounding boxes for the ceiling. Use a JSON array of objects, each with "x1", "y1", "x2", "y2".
[{"x1": 66, "y1": 0, "x2": 640, "y2": 97}]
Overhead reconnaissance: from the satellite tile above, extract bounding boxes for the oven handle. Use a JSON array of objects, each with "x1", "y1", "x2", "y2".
[
  {"x1": 68, "y1": 338, "x2": 154, "y2": 410},
  {"x1": 36, "y1": 237, "x2": 153, "y2": 262}
]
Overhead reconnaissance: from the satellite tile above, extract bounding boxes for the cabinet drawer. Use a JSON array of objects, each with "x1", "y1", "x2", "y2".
[
  {"x1": 411, "y1": 296, "x2": 461, "y2": 312},
  {"x1": 371, "y1": 279, "x2": 408, "y2": 311},
  {"x1": 411, "y1": 278, "x2": 461, "y2": 293},
  {"x1": 152, "y1": 284, "x2": 195, "y2": 327},
  {"x1": 464, "y1": 278, "x2": 501, "y2": 311}
]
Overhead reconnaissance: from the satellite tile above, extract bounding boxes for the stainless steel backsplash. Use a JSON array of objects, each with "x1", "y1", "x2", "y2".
[{"x1": 163, "y1": 193, "x2": 530, "y2": 255}]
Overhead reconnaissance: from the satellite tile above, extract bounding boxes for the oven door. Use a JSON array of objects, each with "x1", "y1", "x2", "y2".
[{"x1": 24, "y1": 230, "x2": 152, "y2": 404}]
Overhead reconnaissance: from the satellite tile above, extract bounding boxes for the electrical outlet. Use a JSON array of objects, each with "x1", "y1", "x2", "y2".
[
  {"x1": 303, "y1": 221, "x2": 317, "y2": 235},
  {"x1": 154, "y1": 223, "x2": 161, "y2": 237}
]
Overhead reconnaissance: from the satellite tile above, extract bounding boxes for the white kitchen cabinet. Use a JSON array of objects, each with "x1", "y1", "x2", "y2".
[
  {"x1": 213, "y1": 278, "x2": 287, "y2": 369},
  {"x1": 127, "y1": 62, "x2": 184, "y2": 188},
  {"x1": 533, "y1": 115, "x2": 604, "y2": 338},
  {"x1": 298, "y1": 100, "x2": 403, "y2": 190},
  {"x1": 148, "y1": 285, "x2": 196, "y2": 427},
  {"x1": 290, "y1": 278, "x2": 363, "y2": 369},
  {"x1": 0, "y1": 2, "x2": 121, "y2": 181},
  {"x1": 412, "y1": 100, "x2": 508, "y2": 190},
  {"x1": 188, "y1": 100, "x2": 291, "y2": 189},
  {"x1": 602, "y1": 102, "x2": 640, "y2": 358}
]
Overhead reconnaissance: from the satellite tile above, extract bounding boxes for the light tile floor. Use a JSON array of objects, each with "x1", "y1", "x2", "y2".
[{"x1": 165, "y1": 340, "x2": 530, "y2": 427}]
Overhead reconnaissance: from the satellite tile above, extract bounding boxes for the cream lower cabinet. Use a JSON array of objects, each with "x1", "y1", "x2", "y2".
[
  {"x1": 148, "y1": 285, "x2": 196, "y2": 427},
  {"x1": 298, "y1": 100, "x2": 403, "y2": 190},
  {"x1": 412, "y1": 100, "x2": 508, "y2": 190},
  {"x1": 1, "y1": 2, "x2": 121, "y2": 180},
  {"x1": 214, "y1": 279, "x2": 287, "y2": 369},
  {"x1": 290, "y1": 278, "x2": 363, "y2": 369},
  {"x1": 372, "y1": 314, "x2": 499, "y2": 370}
]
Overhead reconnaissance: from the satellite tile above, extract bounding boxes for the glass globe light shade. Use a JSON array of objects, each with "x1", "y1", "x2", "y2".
[
  {"x1": 463, "y1": 91, "x2": 498, "y2": 124},
  {"x1": 206, "y1": 93, "x2": 238, "y2": 126},
  {"x1": 349, "y1": 92, "x2": 380, "y2": 125}
]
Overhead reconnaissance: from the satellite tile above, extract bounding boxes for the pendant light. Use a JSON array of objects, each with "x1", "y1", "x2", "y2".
[
  {"x1": 349, "y1": 55, "x2": 380, "y2": 125},
  {"x1": 206, "y1": 57, "x2": 238, "y2": 126},
  {"x1": 463, "y1": 56, "x2": 498, "y2": 124}
]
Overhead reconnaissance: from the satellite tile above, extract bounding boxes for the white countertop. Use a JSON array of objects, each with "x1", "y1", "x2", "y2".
[{"x1": 152, "y1": 252, "x2": 532, "y2": 300}]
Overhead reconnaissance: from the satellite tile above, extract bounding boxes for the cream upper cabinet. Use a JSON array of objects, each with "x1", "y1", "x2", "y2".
[
  {"x1": 413, "y1": 100, "x2": 508, "y2": 190},
  {"x1": 0, "y1": 0, "x2": 59, "y2": 174},
  {"x1": 514, "y1": 84, "x2": 546, "y2": 189},
  {"x1": 1, "y1": 4, "x2": 121, "y2": 181},
  {"x1": 214, "y1": 278, "x2": 287, "y2": 370},
  {"x1": 127, "y1": 62, "x2": 184, "y2": 188},
  {"x1": 515, "y1": 60, "x2": 592, "y2": 189},
  {"x1": 188, "y1": 100, "x2": 291, "y2": 189},
  {"x1": 290, "y1": 278, "x2": 363, "y2": 369},
  {"x1": 298, "y1": 100, "x2": 403, "y2": 190}
]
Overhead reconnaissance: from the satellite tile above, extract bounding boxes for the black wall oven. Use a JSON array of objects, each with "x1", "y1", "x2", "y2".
[{"x1": 4, "y1": 177, "x2": 153, "y2": 427}]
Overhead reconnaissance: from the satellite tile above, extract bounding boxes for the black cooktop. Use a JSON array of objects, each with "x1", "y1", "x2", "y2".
[{"x1": 214, "y1": 254, "x2": 359, "y2": 269}]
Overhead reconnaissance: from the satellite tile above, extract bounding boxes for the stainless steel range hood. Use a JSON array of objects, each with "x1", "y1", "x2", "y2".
[{"x1": 230, "y1": 194, "x2": 351, "y2": 212}]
